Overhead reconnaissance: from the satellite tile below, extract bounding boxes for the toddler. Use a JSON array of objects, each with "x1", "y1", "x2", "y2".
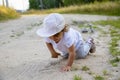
[{"x1": 36, "y1": 13, "x2": 96, "y2": 71}]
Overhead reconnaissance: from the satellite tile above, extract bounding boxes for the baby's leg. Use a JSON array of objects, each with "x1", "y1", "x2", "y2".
[
  {"x1": 76, "y1": 38, "x2": 95, "y2": 59},
  {"x1": 76, "y1": 43, "x2": 91, "y2": 59}
]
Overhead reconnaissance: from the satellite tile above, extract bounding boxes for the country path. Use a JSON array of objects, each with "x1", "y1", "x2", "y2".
[{"x1": 0, "y1": 14, "x2": 119, "y2": 80}]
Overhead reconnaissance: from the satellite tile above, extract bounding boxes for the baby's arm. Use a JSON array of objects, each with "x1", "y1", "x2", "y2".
[
  {"x1": 46, "y1": 42, "x2": 60, "y2": 58},
  {"x1": 67, "y1": 44, "x2": 76, "y2": 66},
  {"x1": 62, "y1": 44, "x2": 76, "y2": 71}
]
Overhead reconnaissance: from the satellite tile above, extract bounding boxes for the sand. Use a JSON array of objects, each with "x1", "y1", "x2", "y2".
[{"x1": 0, "y1": 14, "x2": 119, "y2": 80}]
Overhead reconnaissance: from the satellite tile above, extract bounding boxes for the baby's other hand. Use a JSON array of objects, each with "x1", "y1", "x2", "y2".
[{"x1": 61, "y1": 66, "x2": 71, "y2": 72}]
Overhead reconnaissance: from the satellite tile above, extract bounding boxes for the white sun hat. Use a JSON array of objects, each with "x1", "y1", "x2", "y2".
[{"x1": 36, "y1": 13, "x2": 65, "y2": 37}]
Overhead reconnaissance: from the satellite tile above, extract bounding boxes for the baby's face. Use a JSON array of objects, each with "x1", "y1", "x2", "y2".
[{"x1": 49, "y1": 31, "x2": 64, "y2": 43}]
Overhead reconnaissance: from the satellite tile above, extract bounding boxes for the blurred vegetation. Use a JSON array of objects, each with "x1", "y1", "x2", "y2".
[
  {"x1": 29, "y1": 0, "x2": 40, "y2": 9},
  {"x1": 29, "y1": 0, "x2": 119, "y2": 9},
  {"x1": 0, "y1": 6, "x2": 20, "y2": 21},
  {"x1": 73, "y1": 75, "x2": 82, "y2": 80},
  {"x1": 29, "y1": 0, "x2": 64, "y2": 9},
  {"x1": 25, "y1": 1, "x2": 120, "y2": 16},
  {"x1": 94, "y1": 19, "x2": 120, "y2": 56},
  {"x1": 94, "y1": 75, "x2": 105, "y2": 80},
  {"x1": 93, "y1": 19, "x2": 120, "y2": 66},
  {"x1": 0, "y1": 1, "x2": 119, "y2": 21}
]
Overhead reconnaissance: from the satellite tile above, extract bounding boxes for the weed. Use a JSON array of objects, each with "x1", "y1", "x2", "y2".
[
  {"x1": 103, "y1": 70, "x2": 108, "y2": 75},
  {"x1": 111, "y1": 63, "x2": 118, "y2": 67},
  {"x1": 78, "y1": 24, "x2": 85, "y2": 28},
  {"x1": 110, "y1": 57, "x2": 120, "y2": 67},
  {"x1": 92, "y1": 25, "x2": 97, "y2": 29},
  {"x1": 81, "y1": 66, "x2": 89, "y2": 71},
  {"x1": 94, "y1": 75, "x2": 104, "y2": 80},
  {"x1": 73, "y1": 75, "x2": 82, "y2": 80}
]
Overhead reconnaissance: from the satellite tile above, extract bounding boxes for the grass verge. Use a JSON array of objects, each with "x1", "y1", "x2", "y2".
[
  {"x1": 0, "y1": 6, "x2": 20, "y2": 21},
  {"x1": 93, "y1": 19, "x2": 120, "y2": 66},
  {"x1": 24, "y1": 1, "x2": 120, "y2": 16}
]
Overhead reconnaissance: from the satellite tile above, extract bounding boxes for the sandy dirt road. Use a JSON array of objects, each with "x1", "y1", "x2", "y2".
[{"x1": 0, "y1": 14, "x2": 119, "y2": 80}]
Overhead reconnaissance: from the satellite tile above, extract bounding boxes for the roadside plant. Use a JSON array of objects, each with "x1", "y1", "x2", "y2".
[
  {"x1": 73, "y1": 75, "x2": 82, "y2": 80},
  {"x1": 94, "y1": 75, "x2": 104, "y2": 80},
  {"x1": 109, "y1": 57, "x2": 120, "y2": 67},
  {"x1": 93, "y1": 19, "x2": 120, "y2": 66},
  {"x1": 81, "y1": 66, "x2": 89, "y2": 71},
  {"x1": 103, "y1": 70, "x2": 108, "y2": 75}
]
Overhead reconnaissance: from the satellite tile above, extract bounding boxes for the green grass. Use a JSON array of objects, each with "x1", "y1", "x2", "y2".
[
  {"x1": 110, "y1": 57, "x2": 120, "y2": 67},
  {"x1": 1, "y1": 1, "x2": 119, "y2": 21},
  {"x1": 0, "y1": 6, "x2": 20, "y2": 21},
  {"x1": 73, "y1": 75, "x2": 82, "y2": 80},
  {"x1": 81, "y1": 66, "x2": 90, "y2": 71},
  {"x1": 95, "y1": 19, "x2": 120, "y2": 56},
  {"x1": 24, "y1": 1, "x2": 120, "y2": 16},
  {"x1": 94, "y1": 75, "x2": 104, "y2": 80},
  {"x1": 94, "y1": 19, "x2": 120, "y2": 29},
  {"x1": 93, "y1": 19, "x2": 120, "y2": 66},
  {"x1": 103, "y1": 70, "x2": 108, "y2": 75}
]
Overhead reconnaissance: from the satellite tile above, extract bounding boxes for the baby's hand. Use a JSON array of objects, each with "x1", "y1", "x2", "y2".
[{"x1": 61, "y1": 66, "x2": 71, "y2": 72}]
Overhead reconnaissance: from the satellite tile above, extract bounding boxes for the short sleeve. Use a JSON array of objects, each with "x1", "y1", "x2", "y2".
[
  {"x1": 64, "y1": 33, "x2": 74, "y2": 48},
  {"x1": 44, "y1": 38, "x2": 51, "y2": 43}
]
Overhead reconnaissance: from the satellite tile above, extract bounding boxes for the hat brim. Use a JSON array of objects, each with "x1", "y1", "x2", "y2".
[
  {"x1": 36, "y1": 21, "x2": 65, "y2": 37},
  {"x1": 36, "y1": 25, "x2": 57, "y2": 37},
  {"x1": 36, "y1": 29, "x2": 53, "y2": 37}
]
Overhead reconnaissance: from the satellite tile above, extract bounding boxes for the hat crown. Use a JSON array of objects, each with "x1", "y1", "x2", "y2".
[
  {"x1": 43, "y1": 13, "x2": 65, "y2": 32},
  {"x1": 36, "y1": 13, "x2": 65, "y2": 37}
]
